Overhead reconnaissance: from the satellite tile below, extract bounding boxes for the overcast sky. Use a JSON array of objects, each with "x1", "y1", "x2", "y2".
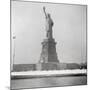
[{"x1": 11, "y1": 1, "x2": 87, "y2": 64}]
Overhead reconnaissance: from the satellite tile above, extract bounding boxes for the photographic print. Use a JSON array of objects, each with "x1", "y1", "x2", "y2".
[{"x1": 11, "y1": 0, "x2": 87, "y2": 89}]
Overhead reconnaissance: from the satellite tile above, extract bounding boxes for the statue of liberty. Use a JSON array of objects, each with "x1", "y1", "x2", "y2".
[
  {"x1": 38, "y1": 7, "x2": 59, "y2": 67},
  {"x1": 43, "y1": 6, "x2": 54, "y2": 39}
]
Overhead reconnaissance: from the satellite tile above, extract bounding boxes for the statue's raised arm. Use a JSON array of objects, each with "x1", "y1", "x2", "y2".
[
  {"x1": 42, "y1": 6, "x2": 54, "y2": 39},
  {"x1": 43, "y1": 6, "x2": 47, "y2": 18}
]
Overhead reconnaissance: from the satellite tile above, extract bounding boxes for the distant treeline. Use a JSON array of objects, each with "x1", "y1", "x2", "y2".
[{"x1": 13, "y1": 63, "x2": 87, "y2": 72}]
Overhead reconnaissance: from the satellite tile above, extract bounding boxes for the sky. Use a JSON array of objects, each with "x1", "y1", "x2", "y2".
[{"x1": 11, "y1": 1, "x2": 87, "y2": 64}]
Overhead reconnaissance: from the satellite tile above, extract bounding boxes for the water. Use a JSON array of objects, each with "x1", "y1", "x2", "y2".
[{"x1": 11, "y1": 76, "x2": 87, "y2": 89}]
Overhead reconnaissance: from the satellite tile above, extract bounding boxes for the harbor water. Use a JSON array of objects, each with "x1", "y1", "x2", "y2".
[{"x1": 11, "y1": 75, "x2": 87, "y2": 89}]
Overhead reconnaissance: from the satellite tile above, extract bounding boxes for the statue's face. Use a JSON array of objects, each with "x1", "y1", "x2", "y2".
[{"x1": 48, "y1": 14, "x2": 50, "y2": 18}]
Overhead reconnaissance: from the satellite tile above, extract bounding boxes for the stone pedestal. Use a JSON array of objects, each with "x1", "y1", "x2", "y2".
[
  {"x1": 39, "y1": 38, "x2": 59, "y2": 63},
  {"x1": 38, "y1": 38, "x2": 59, "y2": 70}
]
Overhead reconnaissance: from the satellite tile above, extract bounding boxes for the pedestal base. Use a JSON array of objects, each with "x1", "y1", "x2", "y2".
[
  {"x1": 36, "y1": 63, "x2": 60, "y2": 70},
  {"x1": 39, "y1": 38, "x2": 59, "y2": 63}
]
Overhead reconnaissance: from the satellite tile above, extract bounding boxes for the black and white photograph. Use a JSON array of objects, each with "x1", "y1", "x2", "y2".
[{"x1": 11, "y1": 0, "x2": 87, "y2": 89}]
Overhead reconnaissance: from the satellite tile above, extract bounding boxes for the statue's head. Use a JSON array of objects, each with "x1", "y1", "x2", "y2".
[{"x1": 47, "y1": 13, "x2": 50, "y2": 18}]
